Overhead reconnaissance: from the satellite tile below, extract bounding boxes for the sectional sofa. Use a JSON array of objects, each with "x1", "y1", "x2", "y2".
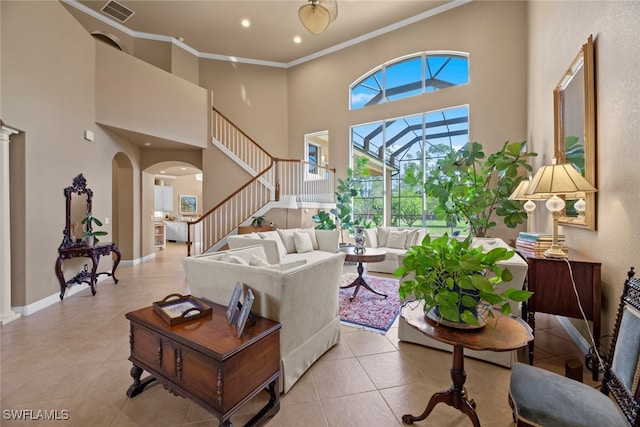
[
  {"x1": 363, "y1": 226, "x2": 428, "y2": 273},
  {"x1": 183, "y1": 243, "x2": 345, "y2": 393}
]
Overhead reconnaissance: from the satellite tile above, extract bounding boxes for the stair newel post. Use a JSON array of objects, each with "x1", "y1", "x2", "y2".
[
  {"x1": 274, "y1": 159, "x2": 280, "y2": 203},
  {"x1": 186, "y1": 222, "x2": 192, "y2": 257}
]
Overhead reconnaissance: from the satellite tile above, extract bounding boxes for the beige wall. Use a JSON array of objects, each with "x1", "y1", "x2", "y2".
[
  {"x1": 1, "y1": 1, "x2": 143, "y2": 305},
  {"x1": 527, "y1": 1, "x2": 640, "y2": 339},
  {"x1": 198, "y1": 59, "x2": 288, "y2": 207},
  {"x1": 287, "y1": 0, "x2": 528, "y2": 241},
  {"x1": 95, "y1": 43, "x2": 208, "y2": 149},
  {"x1": 171, "y1": 43, "x2": 199, "y2": 85}
]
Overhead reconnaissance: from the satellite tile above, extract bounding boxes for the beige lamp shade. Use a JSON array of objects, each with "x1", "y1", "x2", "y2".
[
  {"x1": 508, "y1": 178, "x2": 547, "y2": 201},
  {"x1": 299, "y1": 2, "x2": 331, "y2": 35},
  {"x1": 525, "y1": 162, "x2": 597, "y2": 197}
]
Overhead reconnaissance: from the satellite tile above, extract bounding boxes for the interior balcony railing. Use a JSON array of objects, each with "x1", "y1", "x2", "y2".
[{"x1": 186, "y1": 108, "x2": 335, "y2": 256}]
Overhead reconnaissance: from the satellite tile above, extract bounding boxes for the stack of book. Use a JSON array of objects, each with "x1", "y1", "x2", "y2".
[{"x1": 515, "y1": 232, "x2": 568, "y2": 257}]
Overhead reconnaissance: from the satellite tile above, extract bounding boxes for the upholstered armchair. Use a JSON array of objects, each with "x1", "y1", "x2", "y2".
[{"x1": 508, "y1": 268, "x2": 640, "y2": 426}]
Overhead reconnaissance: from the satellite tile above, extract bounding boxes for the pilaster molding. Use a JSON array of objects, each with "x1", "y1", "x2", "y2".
[{"x1": 1, "y1": 125, "x2": 21, "y2": 325}]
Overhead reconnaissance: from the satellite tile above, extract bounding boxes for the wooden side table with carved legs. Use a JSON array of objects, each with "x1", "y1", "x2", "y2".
[
  {"x1": 55, "y1": 242, "x2": 121, "y2": 299},
  {"x1": 341, "y1": 247, "x2": 387, "y2": 301},
  {"x1": 400, "y1": 300, "x2": 533, "y2": 426},
  {"x1": 125, "y1": 302, "x2": 281, "y2": 427}
]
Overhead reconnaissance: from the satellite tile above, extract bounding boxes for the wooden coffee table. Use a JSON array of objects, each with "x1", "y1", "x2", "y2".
[
  {"x1": 400, "y1": 300, "x2": 532, "y2": 426},
  {"x1": 125, "y1": 301, "x2": 281, "y2": 427},
  {"x1": 341, "y1": 247, "x2": 386, "y2": 301}
]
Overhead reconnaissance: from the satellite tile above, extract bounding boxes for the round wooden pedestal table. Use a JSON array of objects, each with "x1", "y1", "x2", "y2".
[
  {"x1": 400, "y1": 300, "x2": 533, "y2": 426},
  {"x1": 340, "y1": 247, "x2": 386, "y2": 301}
]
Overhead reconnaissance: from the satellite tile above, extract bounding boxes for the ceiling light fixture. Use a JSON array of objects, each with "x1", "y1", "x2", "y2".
[
  {"x1": 298, "y1": 0, "x2": 337, "y2": 35},
  {"x1": 294, "y1": 36, "x2": 302, "y2": 44},
  {"x1": 241, "y1": 19, "x2": 250, "y2": 28}
]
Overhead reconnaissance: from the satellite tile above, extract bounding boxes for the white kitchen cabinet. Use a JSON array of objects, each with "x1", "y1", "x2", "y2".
[
  {"x1": 165, "y1": 221, "x2": 187, "y2": 242},
  {"x1": 154, "y1": 185, "x2": 173, "y2": 212}
]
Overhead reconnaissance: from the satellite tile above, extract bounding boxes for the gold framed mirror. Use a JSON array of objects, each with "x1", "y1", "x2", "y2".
[{"x1": 554, "y1": 34, "x2": 597, "y2": 230}]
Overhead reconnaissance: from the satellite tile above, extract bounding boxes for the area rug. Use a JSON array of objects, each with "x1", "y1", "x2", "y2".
[{"x1": 339, "y1": 273, "x2": 401, "y2": 334}]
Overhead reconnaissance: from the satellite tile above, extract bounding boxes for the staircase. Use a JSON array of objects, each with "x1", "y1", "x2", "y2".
[{"x1": 186, "y1": 108, "x2": 335, "y2": 255}]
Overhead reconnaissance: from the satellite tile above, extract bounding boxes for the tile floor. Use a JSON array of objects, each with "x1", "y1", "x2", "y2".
[{"x1": 1, "y1": 243, "x2": 599, "y2": 426}]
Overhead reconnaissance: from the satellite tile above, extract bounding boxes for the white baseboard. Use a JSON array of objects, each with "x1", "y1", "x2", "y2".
[
  {"x1": 556, "y1": 315, "x2": 592, "y2": 355},
  {"x1": 120, "y1": 252, "x2": 156, "y2": 267},
  {"x1": 12, "y1": 252, "x2": 157, "y2": 316},
  {"x1": 13, "y1": 281, "x2": 93, "y2": 316}
]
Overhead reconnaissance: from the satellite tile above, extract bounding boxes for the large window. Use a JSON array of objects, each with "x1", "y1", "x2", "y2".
[
  {"x1": 350, "y1": 52, "x2": 469, "y2": 110},
  {"x1": 352, "y1": 106, "x2": 469, "y2": 234}
]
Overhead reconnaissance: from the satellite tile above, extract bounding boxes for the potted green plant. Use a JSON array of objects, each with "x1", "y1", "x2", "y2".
[
  {"x1": 405, "y1": 141, "x2": 536, "y2": 237},
  {"x1": 250, "y1": 215, "x2": 265, "y2": 227},
  {"x1": 312, "y1": 157, "x2": 370, "y2": 243},
  {"x1": 81, "y1": 213, "x2": 108, "y2": 247},
  {"x1": 394, "y1": 234, "x2": 532, "y2": 327}
]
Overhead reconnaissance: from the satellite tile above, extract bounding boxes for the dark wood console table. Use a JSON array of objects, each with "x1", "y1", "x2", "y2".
[
  {"x1": 55, "y1": 242, "x2": 121, "y2": 300},
  {"x1": 125, "y1": 302, "x2": 281, "y2": 427},
  {"x1": 400, "y1": 300, "x2": 532, "y2": 426},
  {"x1": 520, "y1": 251, "x2": 601, "y2": 380}
]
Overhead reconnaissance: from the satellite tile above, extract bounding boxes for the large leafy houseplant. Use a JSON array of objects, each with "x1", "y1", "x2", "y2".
[
  {"x1": 313, "y1": 157, "x2": 370, "y2": 243},
  {"x1": 405, "y1": 141, "x2": 536, "y2": 237},
  {"x1": 394, "y1": 234, "x2": 532, "y2": 326}
]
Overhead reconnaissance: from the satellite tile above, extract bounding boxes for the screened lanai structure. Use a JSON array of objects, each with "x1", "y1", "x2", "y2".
[{"x1": 349, "y1": 52, "x2": 470, "y2": 232}]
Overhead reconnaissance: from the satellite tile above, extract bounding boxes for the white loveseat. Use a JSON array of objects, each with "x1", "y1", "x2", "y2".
[
  {"x1": 227, "y1": 228, "x2": 340, "y2": 265},
  {"x1": 397, "y1": 237, "x2": 528, "y2": 368},
  {"x1": 183, "y1": 244, "x2": 346, "y2": 393},
  {"x1": 363, "y1": 226, "x2": 428, "y2": 273}
]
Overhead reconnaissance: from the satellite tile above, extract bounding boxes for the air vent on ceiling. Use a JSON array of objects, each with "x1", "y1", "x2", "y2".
[{"x1": 100, "y1": 0, "x2": 135, "y2": 23}]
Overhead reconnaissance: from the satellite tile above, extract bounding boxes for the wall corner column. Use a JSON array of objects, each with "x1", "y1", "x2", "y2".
[{"x1": 1, "y1": 126, "x2": 21, "y2": 325}]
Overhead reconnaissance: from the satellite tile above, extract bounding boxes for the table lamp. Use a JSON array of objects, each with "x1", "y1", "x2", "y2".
[
  {"x1": 525, "y1": 159, "x2": 597, "y2": 258},
  {"x1": 508, "y1": 177, "x2": 547, "y2": 231}
]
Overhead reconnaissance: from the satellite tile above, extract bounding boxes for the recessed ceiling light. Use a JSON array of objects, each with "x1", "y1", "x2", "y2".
[
  {"x1": 144, "y1": 142, "x2": 151, "y2": 146},
  {"x1": 181, "y1": 167, "x2": 187, "y2": 171},
  {"x1": 160, "y1": 170, "x2": 166, "y2": 174},
  {"x1": 241, "y1": 19, "x2": 250, "y2": 28},
  {"x1": 294, "y1": 36, "x2": 302, "y2": 44}
]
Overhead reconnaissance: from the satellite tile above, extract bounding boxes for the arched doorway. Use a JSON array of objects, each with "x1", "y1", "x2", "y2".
[{"x1": 112, "y1": 153, "x2": 134, "y2": 260}]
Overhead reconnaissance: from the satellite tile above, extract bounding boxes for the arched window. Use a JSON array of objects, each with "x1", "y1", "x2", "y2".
[{"x1": 350, "y1": 52, "x2": 469, "y2": 110}]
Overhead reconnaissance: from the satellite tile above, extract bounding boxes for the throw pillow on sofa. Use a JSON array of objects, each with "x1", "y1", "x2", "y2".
[
  {"x1": 377, "y1": 226, "x2": 392, "y2": 247},
  {"x1": 221, "y1": 253, "x2": 249, "y2": 264},
  {"x1": 249, "y1": 254, "x2": 307, "y2": 271},
  {"x1": 276, "y1": 229, "x2": 297, "y2": 253},
  {"x1": 293, "y1": 231, "x2": 313, "y2": 253},
  {"x1": 387, "y1": 230, "x2": 408, "y2": 249},
  {"x1": 258, "y1": 231, "x2": 288, "y2": 259}
]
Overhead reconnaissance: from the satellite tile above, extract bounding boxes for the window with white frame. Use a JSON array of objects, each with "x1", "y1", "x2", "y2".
[{"x1": 350, "y1": 52, "x2": 469, "y2": 110}]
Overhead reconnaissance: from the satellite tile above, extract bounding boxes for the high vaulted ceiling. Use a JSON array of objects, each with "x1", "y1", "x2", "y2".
[{"x1": 70, "y1": 0, "x2": 462, "y2": 65}]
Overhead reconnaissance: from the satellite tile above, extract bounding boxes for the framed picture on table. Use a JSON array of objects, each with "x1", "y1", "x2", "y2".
[
  {"x1": 226, "y1": 282, "x2": 243, "y2": 325},
  {"x1": 236, "y1": 289, "x2": 255, "y2": 338}
]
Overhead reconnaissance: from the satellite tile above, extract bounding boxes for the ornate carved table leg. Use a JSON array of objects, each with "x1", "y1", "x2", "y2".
[
  {"x1": 341, "y1": 262, "x2": 388, "y2": 301},
  {"x1": 89, "y1": 251, "x2": 100, "y2": 295},
  {"x1": 528, "y1": 311, "x2": 535, "y2": 365},
  {"x1": 126, "y1": 364, "x2": 156, "y2": 398},
  {"x1": 55, "y1": 255, "x2": 66, "y2": 300},
  {"x1": 111, "y1": 244, "x2": 121, "y2": 284},
  {"x1": 244, "y1": 377, "x2": 281, "y2": 427},
  {"x1": 402, "y1": 344, "x2": 480, "y2": 427}
]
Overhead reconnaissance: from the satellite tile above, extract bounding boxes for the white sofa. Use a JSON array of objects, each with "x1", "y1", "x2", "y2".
[
  {"x1": 363, "y1": 226, "x2": 428, "y2": 273},
  {"x1": 183, "y1": 244, "x2": 346, "y2": 393},
  {"x1": 397, "y1": 237, "x2": 528, "y2": 368},
  {"x1": 227, "y1": 228, "x2": 340, "y2": 265}
]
